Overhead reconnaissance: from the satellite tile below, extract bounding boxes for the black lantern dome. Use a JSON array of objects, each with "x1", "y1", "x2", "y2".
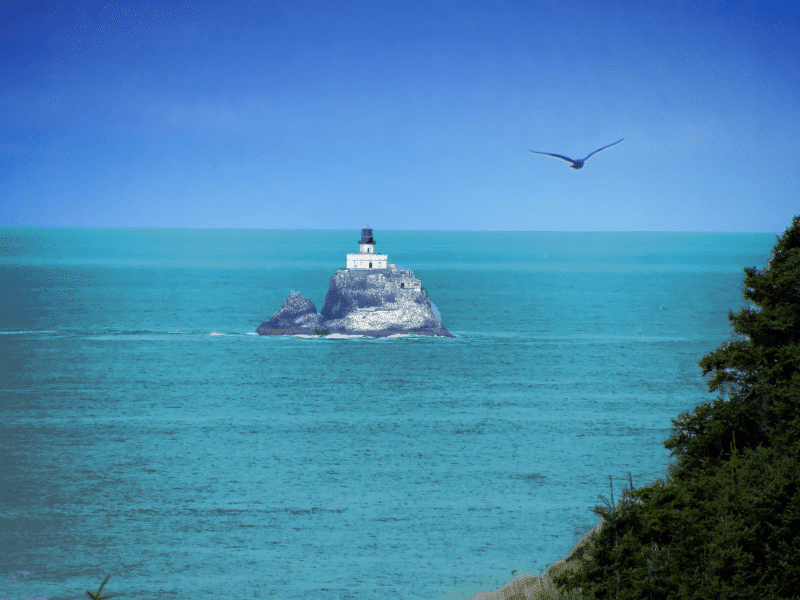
[{"x1": 360, "y1": 228, "x2": 375, "y2": 245}]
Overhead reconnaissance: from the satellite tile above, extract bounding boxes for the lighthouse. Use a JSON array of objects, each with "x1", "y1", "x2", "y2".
[{"x1": 346, "y1": 227, "x2": 388, "y2": 269}]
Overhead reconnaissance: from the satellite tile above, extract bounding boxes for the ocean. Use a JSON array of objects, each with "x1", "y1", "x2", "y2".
[{"x1": 0, "y1": 227, "x2": 776, "y2": 600}]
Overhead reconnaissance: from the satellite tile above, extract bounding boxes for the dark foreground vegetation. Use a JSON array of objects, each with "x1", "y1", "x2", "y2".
[
  {"x1": 470, "y1": 215, "x2": 800, "y2": 600},
  {"x1": 545, "y1": 215, "x2": 800, "y2": 600}
]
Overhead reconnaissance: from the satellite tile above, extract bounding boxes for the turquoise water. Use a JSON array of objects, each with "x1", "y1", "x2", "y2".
[{"x1": 0, "y1": 228, "x2": 775, "y2": 600}]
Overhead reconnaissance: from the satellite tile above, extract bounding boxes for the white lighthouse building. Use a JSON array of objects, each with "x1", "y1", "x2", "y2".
[{"x1": 346, "y1": 227, "x2": 388, "y2": 270}]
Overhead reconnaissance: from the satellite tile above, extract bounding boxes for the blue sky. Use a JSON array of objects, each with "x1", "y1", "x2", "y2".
[{"x1": 1, "y1": 0, "x2": 798, "y2": 231}]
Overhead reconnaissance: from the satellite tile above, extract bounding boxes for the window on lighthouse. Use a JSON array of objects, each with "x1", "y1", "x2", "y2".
[{"x1": 369, "y1": 262, "x2": 373, "y2": 268}]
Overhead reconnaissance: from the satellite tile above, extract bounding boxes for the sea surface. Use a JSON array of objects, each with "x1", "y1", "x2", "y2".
[{"x1": 0, "y1": 227, "x2": 776, "y2": 600}]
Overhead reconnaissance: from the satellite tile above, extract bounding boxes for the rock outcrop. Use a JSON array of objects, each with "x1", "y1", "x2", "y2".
[
  {"x1": 256, "y1": 267, "x2": 453, "y2": 337},
  {"x1": 255, "y1": 292, "x2": 324, "y2": 335}
]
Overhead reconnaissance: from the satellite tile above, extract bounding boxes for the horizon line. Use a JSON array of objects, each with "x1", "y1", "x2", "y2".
[{"x1": 0, "y1": 225, "x2": 780, "y2": 234}]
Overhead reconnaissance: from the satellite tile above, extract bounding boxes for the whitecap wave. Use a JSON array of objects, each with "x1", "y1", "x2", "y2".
[
  {"x1": 0, "y1": 330, "x2": 56, "y2": 335},
  {"x1": 324, "y1": 333, "x2": 367, "y2": 339}
]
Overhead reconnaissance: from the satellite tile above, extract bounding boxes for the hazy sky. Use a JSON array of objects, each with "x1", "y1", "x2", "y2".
[{"x1": 1, "y1": 0, "x2": 798, "y2": 231}]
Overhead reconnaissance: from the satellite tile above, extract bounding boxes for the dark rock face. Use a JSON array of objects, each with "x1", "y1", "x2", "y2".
[
  {"x1": 256, "y1": 267, "x2": 453, "y2": 337},
  {"x1": 255, "y1": 293, "x2": 323, "y2": 335}
]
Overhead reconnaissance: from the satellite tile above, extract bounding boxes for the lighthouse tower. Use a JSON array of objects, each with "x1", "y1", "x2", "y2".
[{"x1": 347, "y1": 227, "x2": 388, "y2": 269}]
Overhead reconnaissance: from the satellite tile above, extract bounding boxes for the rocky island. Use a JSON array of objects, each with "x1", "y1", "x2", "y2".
[{"x1": 256, "y1": 228, "x2": 453, "y2": 338}]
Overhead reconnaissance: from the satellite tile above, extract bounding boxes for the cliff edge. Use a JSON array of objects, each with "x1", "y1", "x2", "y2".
[{"x1": 256, "y1": 267, "x2": 453, "y2": 338}]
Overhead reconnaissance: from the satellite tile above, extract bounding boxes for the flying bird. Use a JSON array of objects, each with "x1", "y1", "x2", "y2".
[{"x1": 529, "y1": 138, "x2": 624, "y2": 169}]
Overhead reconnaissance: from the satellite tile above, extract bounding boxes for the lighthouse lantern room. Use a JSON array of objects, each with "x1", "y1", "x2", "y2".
[{"x1": 346, "y1": 227, "x2": 388, "y2": 269}]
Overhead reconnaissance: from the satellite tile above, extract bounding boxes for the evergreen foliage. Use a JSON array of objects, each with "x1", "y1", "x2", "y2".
[
  {"x1": 553, "y1": 215, "x2": 800, "y2": 599},
  {"x1": 667, "y1": 215, "x2": 800, "y2": 474}
]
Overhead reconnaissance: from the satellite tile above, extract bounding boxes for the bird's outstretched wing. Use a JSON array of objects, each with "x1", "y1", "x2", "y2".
[
  {"x1": 581, "y1": 138, "x2": 624, "y2": 161},
  {"x1": 528, "y1": 150, "x2": 577, "y2": 164}
]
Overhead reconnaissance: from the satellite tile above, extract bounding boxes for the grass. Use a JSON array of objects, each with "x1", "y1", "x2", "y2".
[
  {"x1": 464, "y1": 527, "x2": 602, "y2": 600},
  {"x1": 464, "y1": 473, "x2": 639, "y2": 600},
  {"x1": 87, "y1": 575, "x2": 113, "y2": 600}
]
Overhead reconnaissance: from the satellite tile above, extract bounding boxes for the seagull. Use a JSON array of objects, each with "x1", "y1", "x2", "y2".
[{"x1": 529, "y1": 138, "x2": 624, "y2": 169}]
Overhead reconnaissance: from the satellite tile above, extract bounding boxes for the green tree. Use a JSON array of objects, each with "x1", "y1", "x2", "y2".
[
  {"x1": 553, "y1": 215, "x2": 800, "y2": 599},
  {"x1": 556, "y1": 439, "x2": 800, "y2": 599},
  {"x1": 666, "y1": 215, "x2": 800, "y2": 475}
]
